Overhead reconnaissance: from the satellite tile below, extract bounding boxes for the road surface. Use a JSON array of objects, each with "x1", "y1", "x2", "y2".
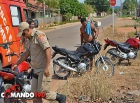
[{"x1": 47, "y1": 15, "x2": 117, "y2": 51}]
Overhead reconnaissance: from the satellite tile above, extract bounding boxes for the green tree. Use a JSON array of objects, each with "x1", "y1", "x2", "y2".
[
  {"x1": 65, "y1": 13, "x2": 73, "y2": 21},
  {"x1": 59, "y1": 0, "x2": 91, "y2": 17},
  {"x1": 45, "y1": 0, "x2": 59, "y2": 12},
  {"x1": 123, "y1": 0, "x2": 136, "y2": 15},
  {"x1": 83, "y1": 4, "x2": 94, "y2": 14},
  {"x1": 84, "y1": 0, "x2": 110, "y2": 12}
]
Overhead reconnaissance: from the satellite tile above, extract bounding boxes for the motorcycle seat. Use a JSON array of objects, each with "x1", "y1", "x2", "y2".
[
  {"x1": 52, "y1": 46, "x2": 78, "y2": 56},
  {"x1": 0, "y1": 68, "x2": 18, "y2": 76},
  {"x1": 111, "y1": 40, "x2": 128, "y2": 46}
]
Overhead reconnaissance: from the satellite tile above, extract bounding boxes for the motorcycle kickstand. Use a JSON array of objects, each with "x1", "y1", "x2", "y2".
[
  {"x1": 118, "y1": 59, "x2": 122, "y2": 65},
  {"x1": 127, "y1": 59, "x2": 131, "y2": 66}
]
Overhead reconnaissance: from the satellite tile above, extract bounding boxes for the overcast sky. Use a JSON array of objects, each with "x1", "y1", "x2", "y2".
[{"x1": 78, "y1": 0, "x2": 125, "y2": 6}]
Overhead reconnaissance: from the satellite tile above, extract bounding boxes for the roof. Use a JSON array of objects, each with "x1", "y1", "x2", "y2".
[{"x1": 27, "y1": 0, "x2": 48, "y2": 12}]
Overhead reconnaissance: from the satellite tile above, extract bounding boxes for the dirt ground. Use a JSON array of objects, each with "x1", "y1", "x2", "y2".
[
  {"x1": 96, "y1": 17, "x2": 140, "y2": 102},
  {"x1": 58, "y1": 17, "x2": 140, "y2": 103}
]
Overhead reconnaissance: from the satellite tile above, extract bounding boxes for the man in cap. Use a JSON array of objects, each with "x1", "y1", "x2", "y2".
[
  {"x1": 12, "y1": 22, "x2": 66, "y2": 103},
  {"x1": 21, "y1": 18, "x2": 35, "y2": 47}
]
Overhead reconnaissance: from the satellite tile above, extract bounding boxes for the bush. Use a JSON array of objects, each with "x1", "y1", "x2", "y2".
[{"x1": 65, "y1": 13, "x2": 73, "y2": 22}]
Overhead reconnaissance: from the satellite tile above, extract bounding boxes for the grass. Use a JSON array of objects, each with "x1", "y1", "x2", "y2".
[
  {"x1": 57, "y1": 71, "x2": 112, "y2": 102},
  {"x1": 118, "y1": 15, "x2": 131, "y2": 18}
]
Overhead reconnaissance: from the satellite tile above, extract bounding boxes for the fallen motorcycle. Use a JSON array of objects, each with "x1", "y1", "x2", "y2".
[
  {"x1": 0, "y1": 42, "x2": 31, "y2": 103},
  {"x1": 52, "y1": 41, "x2": 114, "y2": 79},
  {"x1": 104, "y1": 26, "x2": 140, "y2": 65}
]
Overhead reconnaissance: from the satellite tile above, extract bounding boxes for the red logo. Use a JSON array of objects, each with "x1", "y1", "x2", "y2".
[
  {"x1": 4, "y1": 84, "x2": 21, "y2": 99},
  {"x1": 110, "y1": 0, "x2": 116, "y2": 6}
]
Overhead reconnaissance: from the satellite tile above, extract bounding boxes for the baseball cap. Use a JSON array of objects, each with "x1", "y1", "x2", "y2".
[{"x1": 17, "y1": 22, "x2": 29, "y2": 37}]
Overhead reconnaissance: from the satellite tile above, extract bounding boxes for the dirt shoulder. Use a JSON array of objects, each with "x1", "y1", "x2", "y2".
[
  {"x1": 28, "y1": 17, "x2": 140, "y2": 103},
  {"x1": 97, "y1": 17, "x2": 140, "y2": 102},
  {"x1": 37, "y1": 22, "x2": 80, "y2": 33}
]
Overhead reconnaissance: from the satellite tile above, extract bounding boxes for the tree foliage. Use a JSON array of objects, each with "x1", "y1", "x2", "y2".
[
  {"x1": 31, "y1": 0, "x2": 94, "y2": 17},
  {"x1": 83, "y1": 4, "x2": 94, "y2": 14},
  {"x1": 59, "y1": 0, "x2": 94, "y2": 17},
  {"x1": 37, "y1": 0, "x2": 59, "y2": 10},
  {"x1": 84, "y1": 0, "x2": 110, "y2": 12},
  {"x1": 123, "y1": 0, "x2": 136, "y2": 15}
]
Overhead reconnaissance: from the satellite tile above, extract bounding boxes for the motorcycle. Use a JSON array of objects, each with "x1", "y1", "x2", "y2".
[
  {"x1": 104, "y1": 26, "x2": 140, "y2": 65},
  {"x1": 0, "y1": 42, "x2": 32, "y2": 103},
  {"x1": 52, "y1": 41, "x2": 114, "y2": 79}
]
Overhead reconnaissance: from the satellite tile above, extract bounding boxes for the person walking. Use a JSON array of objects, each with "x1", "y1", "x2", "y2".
[{"x1": 12, "y1": 22, "x2": 66, "y2": 103}]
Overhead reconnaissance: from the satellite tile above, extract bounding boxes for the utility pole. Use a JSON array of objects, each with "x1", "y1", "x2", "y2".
[
  {"x1": 136, "y1": 0, "x2": 137, "y2": 19},
  {"x1": 43, "y1": 1, "x2": 46, "y2": 18},
  {"x1": 120, "y1": 0, "x2": 122, "y2": 16},
  {"x1": 131, "y1": 0, "x2": 132, "y2": 17}
]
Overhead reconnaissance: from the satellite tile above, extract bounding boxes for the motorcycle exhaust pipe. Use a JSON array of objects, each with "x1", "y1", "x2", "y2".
[
  {"x1": 53, "y1": 60, "x2": 77, "y2": 72},
  {"x1": 108, "y1": 50, "x2": 126, "y2": 59}
]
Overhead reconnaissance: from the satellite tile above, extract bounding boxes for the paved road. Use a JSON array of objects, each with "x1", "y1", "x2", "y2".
[
  {"x1": 99, "y1": 14, "x2": 117, "y2": 28},
  {"x1": 47, "y1": 15, "x2": 117, "y2": 51}
]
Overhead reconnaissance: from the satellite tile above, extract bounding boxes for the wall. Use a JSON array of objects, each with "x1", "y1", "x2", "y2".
[
  {"x1": 36, "y1": 16, "x2": 78, "y2": 26},
  {"x1": 36, "y1": 16, "x2": 62, "y2": 25}
]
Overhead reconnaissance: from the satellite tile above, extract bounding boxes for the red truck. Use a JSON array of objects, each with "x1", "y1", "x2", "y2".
[{"x1": 0, "y1": 0, "x2": 34, "y2": 68}]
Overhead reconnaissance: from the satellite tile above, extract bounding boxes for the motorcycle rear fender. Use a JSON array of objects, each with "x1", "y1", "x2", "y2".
[
  {"x1": 95, "y1": 56, "x2": 110, "y2": 67},
  {"x1": 104, "y1": 38, "x2": 117, "y2": 47},
  {"x1": 52, "y1": 46, "x2": 67, "y2": 56}
]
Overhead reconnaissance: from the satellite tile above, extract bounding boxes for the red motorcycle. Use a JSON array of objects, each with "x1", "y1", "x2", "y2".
[
  {"x1": 104, "y1": 26, "x2": 140, "y2": 65},
  {"x1": 0, "y1": 42, "x2": 31, "y2": 103}
]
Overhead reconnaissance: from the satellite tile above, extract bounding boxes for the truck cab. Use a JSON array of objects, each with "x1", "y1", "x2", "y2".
[{"x1": 0, "y1": 0, "x2": 29, "y2": 68}]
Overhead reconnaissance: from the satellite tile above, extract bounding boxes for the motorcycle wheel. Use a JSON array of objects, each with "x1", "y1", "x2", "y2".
[
  {"x1": 105, "y1": 48, "x2": 120, "y2": 65},
  {"x1": 96, "y1": 58, "x2": 114, "y2": 77},
  {"x1": 0, "y1": 84, "x2": 12, "y2": 103},
  {"x1": 53, "y1": 57, "x2": 71, "y2": 79}
]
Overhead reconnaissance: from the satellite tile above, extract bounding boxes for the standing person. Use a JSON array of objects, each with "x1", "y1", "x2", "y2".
[
  {"x1": 26, "y1": 18, "x2": 35, "y2": 29},
  {"x1": 12, "y1": 22, "x2": 66, "y2": 103},
  {"x1": 80, "y1": 18, "x2": 99, "y2": 70}
]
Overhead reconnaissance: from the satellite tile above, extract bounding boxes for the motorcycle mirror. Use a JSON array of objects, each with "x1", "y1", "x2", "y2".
[
  {"x1": 94, "y1": 21, "x2": 101, "y2": 28},
  {"x1": 134, "y1": 26, "x2": 137, "y2": 29}
]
